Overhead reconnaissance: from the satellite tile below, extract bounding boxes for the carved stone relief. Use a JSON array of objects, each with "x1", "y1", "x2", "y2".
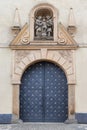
[
  {"x1": 59, "y1": 50, "x2": 73, "y2": 63},
  {"x1": 15, "y1": 51, "x2": 30, "y2": 70},
  {"x1": 13, "y1": 49, "x2": 75, "y2": 84},
  {"x1": 17, "y1": 26, "x2": 29, "y2": 45},
  {"x1": 58, "y1": 23, "x2": 76, "y2": 46},
  {"x1": 20, "y1": 31, "x2": 29, "y2": 45},
  {"x1": 58, "y1": 31, "x2": 70, "y2": 45},
  {"x1": 15, "y1": 50, "x2": 73, "y2": 65},
  {"x1": 34, "y1": 15, "x2": 53, "y2": 40}
]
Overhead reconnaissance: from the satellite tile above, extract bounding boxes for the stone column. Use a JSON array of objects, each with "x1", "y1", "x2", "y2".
[
  {"x1": 12, "y1": 84, "x2": 20, "y2": 123},
  {"x1": 65, "y1": 84, "x2": 77, "y2": 123},
  {"x1": 68, "y1": 84, "x2": 75, "y2": 119}
]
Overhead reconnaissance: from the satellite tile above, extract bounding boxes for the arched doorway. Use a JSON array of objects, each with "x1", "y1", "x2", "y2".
[{"x1": 20, "y1": 61, "x2": 68, "y2": 122}]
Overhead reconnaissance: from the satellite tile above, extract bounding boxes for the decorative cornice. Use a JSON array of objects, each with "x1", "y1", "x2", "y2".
[{"x1": 10, "y1": 44, "x2": 78, "y2": 50}]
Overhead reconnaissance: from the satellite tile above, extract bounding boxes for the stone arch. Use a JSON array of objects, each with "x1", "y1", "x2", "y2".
[
  {"x1": 14, "y1": 51, "x2": 74, "y2": 85},
  {"x1": 29, "y1": 3, "x2": 58, "y2": 41}
]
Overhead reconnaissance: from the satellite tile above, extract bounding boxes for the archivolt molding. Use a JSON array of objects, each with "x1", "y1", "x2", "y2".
[
  {"x1": 12, "y1": 49, "x2": 75, "y2": 85},
  {"x1": 30, "y1": 3, "x2": 58, "y2": 16}
]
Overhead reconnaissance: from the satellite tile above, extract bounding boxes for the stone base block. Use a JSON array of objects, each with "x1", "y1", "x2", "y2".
[
  {"x1": 0, "y1": 114, "x2": 12, "y2": 124},
  {"x1": 75, "y1": 113, "x2": 87, "y2": 124}
]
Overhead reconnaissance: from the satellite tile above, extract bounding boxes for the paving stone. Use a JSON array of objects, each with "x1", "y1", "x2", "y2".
[{"x1": 0, "y1": 123, "x2": 87, "y2": 130}]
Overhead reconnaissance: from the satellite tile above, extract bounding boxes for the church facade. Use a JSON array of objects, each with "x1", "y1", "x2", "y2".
[{"x1": 0, "y1": 0, "x2": 87, "y2": 124}]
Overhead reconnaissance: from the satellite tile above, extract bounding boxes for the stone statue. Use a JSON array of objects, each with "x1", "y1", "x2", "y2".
[
  {"x1": 46, "y1": 16, "x2": 53, "y2": 37},
  {"x1": 35, "y1": 15, "x2": 53, "y2": 40},
  {"x1": 35, "y1": 16, "x2": 42, "y2": 37},
  {"x1": 42, "y1": 17, "x2": 47, "y2": 37}
]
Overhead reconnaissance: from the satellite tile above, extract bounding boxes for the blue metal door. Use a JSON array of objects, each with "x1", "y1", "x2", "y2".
[{"x1": 20, "y1": 61, "x2": 68, "y2": 122}]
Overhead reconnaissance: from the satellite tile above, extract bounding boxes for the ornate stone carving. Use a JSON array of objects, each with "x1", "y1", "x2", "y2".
[
  {"x1": 58, "y1": 31, "x2": 72, "y2": 45},
  {"x1": 58, "y1": 31, "x2": 68, "y2": 45},
  {"x1": 20, "y1": 30, "x2": 29, "y2": 45},
  {"x1": 58, "y1": 23, "x2": 77, "y2": 46},
  {"x1": 14, "y1": 49, "x2": 75, "y2": 83},
  {"x1": 59, "y1": 50, "x2": 73, "y2": 63},
  {"x1": 34, "y1": 15, "x2": 53, "y2": 40},
  {"x1": 15, "y1": 51, "x2": 30, "y2": 66},
  {"x1": 10, "y1": 23, "x2": 30, "y2": 46}
]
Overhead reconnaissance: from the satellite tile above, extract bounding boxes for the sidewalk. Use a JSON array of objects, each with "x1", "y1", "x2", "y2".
[{"x1": 0, "y1": 123, "x2": 87, "y2": 130}]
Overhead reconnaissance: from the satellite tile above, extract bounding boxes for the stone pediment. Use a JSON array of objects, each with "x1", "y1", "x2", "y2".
[
  {"x1": 58, "y1": 23, "x2": 77, "y2": 46},
  {"x1": 10, "y1": 23, "x2": 29, "y2": 46},
  {"x1": 10, "y1": 23, "x2": 78, "y2": 50}
]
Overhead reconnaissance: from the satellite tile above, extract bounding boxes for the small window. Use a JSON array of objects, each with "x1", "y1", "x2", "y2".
[{"x1": 34, "y1": 8, "x2": 54, "y2": 40}]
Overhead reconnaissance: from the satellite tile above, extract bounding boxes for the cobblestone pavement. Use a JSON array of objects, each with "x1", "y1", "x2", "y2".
[{"x1": 0, "y1": 123, "x2": 87, "y2": 130}]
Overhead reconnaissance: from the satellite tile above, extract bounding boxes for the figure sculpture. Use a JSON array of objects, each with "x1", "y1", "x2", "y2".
[
  {"x1": 35, "y1": 16, "x2": 42, "y2": 37},
  {"x1": 46, "y1": 15, "x2": 53, "y2": 37},
  {"x1": 35, "y1": 15, "x2": 53, "y2": 40}
]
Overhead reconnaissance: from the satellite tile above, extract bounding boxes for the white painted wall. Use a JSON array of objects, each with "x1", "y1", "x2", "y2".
[
  {"x1": 0, "y1": 0, "x2": 87, "y2": 45},
  {"x1": 76, "y1": 48, "x2": 87, "y2": 113},
  {"x1": 0, "y1": 48, "x2": 12, "y2": 113}
]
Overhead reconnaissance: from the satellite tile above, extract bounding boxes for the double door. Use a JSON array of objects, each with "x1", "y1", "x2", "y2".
[{"x1": 20, "y1": 61, "x2": 68, "y2": 122}]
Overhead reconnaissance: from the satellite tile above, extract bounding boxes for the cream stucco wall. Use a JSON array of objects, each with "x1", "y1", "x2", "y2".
[
  {"x1": 0, "y1": 48, "x2": 12, "y2": 113},
  {"x1": 76, "y1": 48, "x2": 87, "y2": 113}
]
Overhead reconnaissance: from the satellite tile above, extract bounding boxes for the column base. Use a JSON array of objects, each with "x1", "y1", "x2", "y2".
[
  {"x1": 11, "y1": 114, "x2": 23, "y2": 124},
  {"x1": 65, "y1": 118, "x2": 78, "y2": 124},
  {"x1": 65, "y1": 115, "x2": 78, "y2": 124}
]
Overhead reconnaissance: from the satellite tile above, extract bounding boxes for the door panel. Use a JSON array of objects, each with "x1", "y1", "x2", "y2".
[
  {"x1": 44, "y1": 62, "x2": 68, "y2": 122},
  {"x1": 20, "y1": 62, "x2": 44, "y2": 122},
  {"x1": 20, "y1": 61, "x2": 68, "y2": 122}
]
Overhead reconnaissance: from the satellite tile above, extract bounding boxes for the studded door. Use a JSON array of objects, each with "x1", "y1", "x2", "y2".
[{"x1": 20, "y1": 61, "x2": 68, "y2": 122}]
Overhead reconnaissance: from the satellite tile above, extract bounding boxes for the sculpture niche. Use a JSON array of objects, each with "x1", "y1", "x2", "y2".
[{"x1": 34, "y1": 9, "x2": 54, "y2": 40}]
